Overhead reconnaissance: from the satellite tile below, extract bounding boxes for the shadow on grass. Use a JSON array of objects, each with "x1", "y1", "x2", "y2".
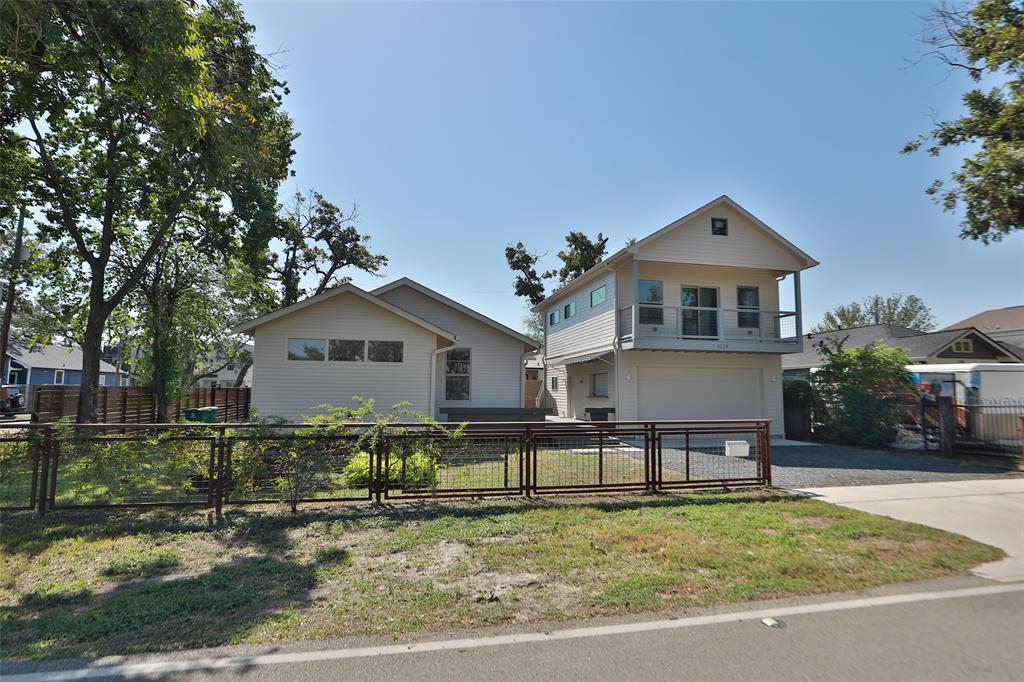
[{"x1": 1, "y1": 555, "x2": 318, "y2": 661}]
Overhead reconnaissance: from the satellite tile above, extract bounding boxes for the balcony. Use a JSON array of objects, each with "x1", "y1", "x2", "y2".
[{"x1": 618, "y1": 305, "x2": 801, "y2": 353}]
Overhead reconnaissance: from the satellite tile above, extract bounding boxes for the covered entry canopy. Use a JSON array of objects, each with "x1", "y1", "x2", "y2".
[{"x1": 558, "y1": 350, "x2": 613, "y2": 366}]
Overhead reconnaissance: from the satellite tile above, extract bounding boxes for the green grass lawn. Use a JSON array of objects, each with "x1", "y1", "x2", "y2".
[{"x1": 0, "y1": 490, "x2": 1003, "y2": 661}]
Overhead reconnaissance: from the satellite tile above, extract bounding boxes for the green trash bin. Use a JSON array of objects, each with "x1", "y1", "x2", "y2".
[{"x1": 184, "y1": 407, "x2": 218, "y2": 423}]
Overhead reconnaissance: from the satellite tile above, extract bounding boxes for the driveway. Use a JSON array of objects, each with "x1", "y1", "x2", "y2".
[
  {"x1": 770, "y1": 444, "x2": 1018, "y2": 488},
  {"x1": 795, "y1": 478, "x2": 1024, "y2": 582}
]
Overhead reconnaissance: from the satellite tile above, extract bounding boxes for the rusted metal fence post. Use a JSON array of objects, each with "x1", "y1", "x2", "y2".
[
  {"x1": 373, "y1": 435, "x2": 385, "y2": 504},
  {"x1": 938, "y1": 396, "x2": 956, "y2": 455},
  {"x1": 36, "y1": 427, "x2": 51, "y2": 516},
  {"x1": 214, "y1": 426, "x2": 226, "y2": 521}
]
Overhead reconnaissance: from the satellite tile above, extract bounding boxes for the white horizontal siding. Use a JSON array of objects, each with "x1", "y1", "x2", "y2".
[
  {"x1": 542, "y1": 364, "x2": 569, "y2": 417},
  {"x1": 636, "y1": 203, "x2": 805, "y2": 271},
  {"x1": 251, "y1": 292, "x2": 439, "y2": 421},
  {"x1": 567, "y1": 359, "x2": 615, "y2": 419},
  {"x1": 545, "y1": 272, "x2": 616, "y2": 360},
  {"x1": 627, "y1": 262, "x2": 782, "y2": 311},
  {"x1": 376, "y1": 285, "x2": 527, "y2": 413}
]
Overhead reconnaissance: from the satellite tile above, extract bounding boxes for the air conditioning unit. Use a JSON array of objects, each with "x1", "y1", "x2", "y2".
[{"x1": 725, "y1": 440, "x2": 750, "y2": 458}]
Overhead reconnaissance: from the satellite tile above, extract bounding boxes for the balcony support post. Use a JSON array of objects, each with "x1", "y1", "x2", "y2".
[
  {"x1": 793, "y1": 271, "x2": 803, "y2": 338},
  {"x1": 631, "y1": 257, "x2": 639, "y2": 338}
]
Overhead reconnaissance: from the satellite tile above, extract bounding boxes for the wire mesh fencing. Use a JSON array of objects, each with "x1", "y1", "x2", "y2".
[{"x1": 0, "y1": 419, "x2": 773, "y2": 514}]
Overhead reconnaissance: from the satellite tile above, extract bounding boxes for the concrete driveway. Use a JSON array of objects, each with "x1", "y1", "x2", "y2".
[{"x1": 796, "y1": 478, "x2": 1024, "y2": 582}]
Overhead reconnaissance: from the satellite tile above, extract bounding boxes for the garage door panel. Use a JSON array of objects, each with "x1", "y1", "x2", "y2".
[{"x1": 637, "y1": 367, "x2": 763, "y2": 420}]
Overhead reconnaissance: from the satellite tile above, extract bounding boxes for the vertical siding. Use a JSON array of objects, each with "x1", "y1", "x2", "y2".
[
  {"x1": 636, "y1": 203, "x2": 805, "y2": 271},
  {"x1": 251, "y1": 292, "x2": 440, "y2": 421},
  {"x1": 376, "y1": 285, "x2": 529, "y2": 414},
  {"x1": 544, "y1": 271, "x2": 616, "y2": 360}
]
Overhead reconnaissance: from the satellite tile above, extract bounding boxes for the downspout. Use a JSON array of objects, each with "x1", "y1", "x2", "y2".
[{"x1": 430, "y1": 338, "x2": 458, "y2": 420}]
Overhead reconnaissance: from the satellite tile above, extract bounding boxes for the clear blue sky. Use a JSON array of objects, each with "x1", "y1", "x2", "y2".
[{"x1": 242, "y1": 0, "x2": 1024, "y2": 332}]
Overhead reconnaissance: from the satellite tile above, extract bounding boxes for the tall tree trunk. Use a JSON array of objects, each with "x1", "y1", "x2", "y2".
[
  {"x1": 232, "y1": 357, "x2": 253, "y2": 387},
  {"x1": 77, "y1": 304, "x2": 108, "y2": 423},
  {"x1": 151, "y1": 323, "x2": 169, "y2": 423}
]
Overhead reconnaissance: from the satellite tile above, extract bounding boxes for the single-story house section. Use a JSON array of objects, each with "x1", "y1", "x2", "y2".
[
  {"x1": 781, "y1": 324, "x2": 1024, "y2": 378},
  {"x1": 3, "y1": 344, "x2": 123, "y2": 387},
  {"x1": 232, "y1": 279, "x2": 540, "y2": 422}
]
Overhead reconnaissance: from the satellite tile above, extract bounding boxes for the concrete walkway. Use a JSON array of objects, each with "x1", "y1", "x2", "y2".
[{"x1": 796, "y1": 478, "x2": 1024, "y2": 582}]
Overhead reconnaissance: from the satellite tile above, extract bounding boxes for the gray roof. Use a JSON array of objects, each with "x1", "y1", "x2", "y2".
[
  {"x1": 782, "y1": 324, "x2": 1023, "y2": 369},
  {"x1": 7, "y1": 345, "x2": 118, "y2": 373},
  {"x1": 944, "y1": 305, "x2": 1024, "y2": 333}
]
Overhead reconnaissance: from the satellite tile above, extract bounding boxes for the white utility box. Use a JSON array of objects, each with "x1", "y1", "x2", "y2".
[{"x1": 725, "y1": 440, "x2": 750, "y2": 458}]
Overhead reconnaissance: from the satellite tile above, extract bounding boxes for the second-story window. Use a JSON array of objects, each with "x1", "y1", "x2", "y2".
[
  {"x1": 549, "y1": 309, "x2": 561, "y2": 326},
  {"x1": 737, "y1": 286, "x2": 760, "y2": 329},
  {"x1": 564, "y1": 300, "x2": 577, "y2": 319},
  {"x1": 590, "y1": 285, "x2": 607, "y2": 307},
  {"x1": 638, "y1": 279, "x2": 663, "y2": 325},
  {"x1": 681, "y1": 286, "x2": 719, "y2": 337}
]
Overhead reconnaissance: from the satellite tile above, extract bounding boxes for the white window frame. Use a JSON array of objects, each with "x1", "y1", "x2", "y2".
[
  {"x1": 98, "y1": 375, "x2": 108, "y2": 386},
  {"x1": 681, "y1": 285, "x2": 720, "y2": 338},
  {"x1": 444, "y1": 347, "x2": 471, "y2": 401},
  {"x1": 591, "y1": 371, "x2": 609, "y2": 398},
  {"x1": 711, "y1": 217, "x2": 728, "y2": 236},
  {"x1": 54, "y1": 369, "x2": 65, "y2": 385},
  {"x1": 736, "y1": 285, "x2": 761, "y2": 329},
  {"x1": 551, "y1": 376, "x2": 559, "y2": 391},
  {"x1": 953, "y1": 339, "x2": 974, "y2": 353}
]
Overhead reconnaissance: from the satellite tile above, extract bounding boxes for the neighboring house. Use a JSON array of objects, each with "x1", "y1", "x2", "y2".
[
  {"x1": 3, "y1": 344, "x2": 122, "y2": 387},
  {"x1": 524, "y1": 351, "x2": 545, "y2": 407},
  {"x1": 535, "y1": 195, "x2": 818, "y2": 437},
  {"x1": 194, "y1": 344, "x2": 254, "y2": 389},
  {"x1": 943, "y1": 305, "x2": 1024, "y2": 352},
  {"x1": 781, "y1": 324, "x2": 1023, "y2": 377},
  {"x1": 232, "y1": 278, "x2": 540, "y2": 421}
]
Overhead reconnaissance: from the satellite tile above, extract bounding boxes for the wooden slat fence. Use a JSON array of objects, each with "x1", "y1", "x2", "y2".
[{"x1": 32, "y1": 386, "x2": 250, "y2": 423}]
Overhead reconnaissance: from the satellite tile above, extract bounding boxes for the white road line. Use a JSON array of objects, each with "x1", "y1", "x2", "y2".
[{"x1": 6, "y1": 582, "x2": 1024, "y2": 681}]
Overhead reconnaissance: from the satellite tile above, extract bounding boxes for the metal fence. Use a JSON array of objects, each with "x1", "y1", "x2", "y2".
[
  {"x1": 893, "y1": 396, "x2": 1024, "y2": 456},
  {"x1": 0, "y1": 419, "x2": 772, "y2": 513}
]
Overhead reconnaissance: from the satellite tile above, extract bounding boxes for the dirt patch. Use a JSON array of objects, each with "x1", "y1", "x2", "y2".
[
  {"x1": 855, "y1": 537, "x2": 947, "y2": 553},
  {"x1": 783, "y1": 513, "x2": 837, "y2": 529}
]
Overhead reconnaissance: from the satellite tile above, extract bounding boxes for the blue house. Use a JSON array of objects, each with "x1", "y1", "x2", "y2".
[{"x1": 3, "y1": 345, "x2": 123, "y2": 387}]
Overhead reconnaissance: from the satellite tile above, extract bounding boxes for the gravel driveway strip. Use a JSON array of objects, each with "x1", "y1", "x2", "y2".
[{"x1": 769, "y1": 444, "x2": 1019, "y2": 488}]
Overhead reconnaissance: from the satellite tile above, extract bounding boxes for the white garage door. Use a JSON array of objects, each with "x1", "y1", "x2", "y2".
[{"x1": 637, "y1": 367, "x2": 763, "y2": 421}]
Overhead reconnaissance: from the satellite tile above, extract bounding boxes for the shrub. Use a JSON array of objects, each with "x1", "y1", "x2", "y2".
[
  {"x1": 812, "y1": 341, "x2": 916, "y2": 448},
  {"x1": 341, "y1": 450, "x2": 437, "y2": 489}
]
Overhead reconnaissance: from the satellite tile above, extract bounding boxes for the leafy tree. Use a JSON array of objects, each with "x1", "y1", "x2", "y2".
[
  {"x1": 903, "y1": 0, "x2": 1024, "y2": 243},
  {"x1": 549, "y1": 230, "x2": 609, "y2": 284},
  {"x1": 812, "y1": 340, "x2": 916, "y2": 448},
  {"x1": 810, "y1": 294, "x2": 936, "y2": 332},
  {"x1": 504, "y1": 242, "x2": 547, "y2": 306},
  {"x1": 2, "y1": 0, "x2": 295, "y2": 421},
  {"x1": 504, "y1": 230, "x2": 609, "y2": 306},
  {"x1": 272, "y1": 190, "x2": 388, "y2": 306}
]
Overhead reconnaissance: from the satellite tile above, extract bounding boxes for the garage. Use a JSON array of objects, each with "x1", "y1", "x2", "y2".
[{"x1": 637, "y1": 366, "x2": 764, "y2": 421}]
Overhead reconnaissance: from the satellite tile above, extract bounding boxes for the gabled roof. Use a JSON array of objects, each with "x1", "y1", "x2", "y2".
[
  {"x1": 781, "y1": 324, "x2": 1024, "y2": 369},
  {"x1": 6, "y1": 344, "x2": 118, "y2": 373},
  {"x1": 533, "y1": 194, "x2": 818, "y2": 311},
  {"x1": 230, "y1": 283, "x2": 457, "y2": 341},
  {"x1": 372, "y1": 278, "x2": 540, "y2": 349},
  {"x1": 943, "y1": 305, "x2": 1024, "y2": 333}
]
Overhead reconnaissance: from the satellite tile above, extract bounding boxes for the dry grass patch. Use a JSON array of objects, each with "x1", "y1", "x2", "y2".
[{"x1": 0, "y1": 490, "x2": 1003, "y2": 660}]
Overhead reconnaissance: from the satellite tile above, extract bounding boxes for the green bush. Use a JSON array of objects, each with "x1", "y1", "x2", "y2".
[{"x1": 341, "y1": 450, "x2": 437, "y2": 489}]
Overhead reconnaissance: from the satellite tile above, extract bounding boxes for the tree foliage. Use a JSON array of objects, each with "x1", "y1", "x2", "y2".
[
  {"x1": 1, "y1": 0, "x2": 295, "y2": 421},
  {"x1": 810, "y1": 293, "x2": 936, "y2": 333},
  {"x1": 271, "y1": 190, "x2": 388, "y2": 307},
  {"x1": 903, "y1": 0, "x2": 1024, "y2": 243},
  {"x1": 812, "y1": 340, "x2": 917, "y2": 448},
  {"x1": 505, "y1": 230, "x2": 609, "y2": 309}
]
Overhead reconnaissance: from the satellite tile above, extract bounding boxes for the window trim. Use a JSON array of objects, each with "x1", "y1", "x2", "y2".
[
  {"x1": 98, "y1": 374, "x2": 108, "y2": 386},
  {"x1": 287, "y1": 338, "x2": 327, "y2": 362},
  {"x1": 681, "y1": 285, "x2": 720, "y2": 338},
  {"x1": 638, "y1": 279, "x2": 664, "y2": 305},
  {"x1": 590, "y1": 285, "x2": 607, "y2": 307},
  {"x1": 563, "y1": 300, "x2": 577, "y2": 320},
  {"x1": 591, "y1": 371, "x2": 609, "y2": 398},
  {"x1": 551, "y1": 376, "x2": 559, "y2": 391},
  {"x1": 549, "y1": 309, "x2": 561, "y2": 326},
  {"x1": 54, "y1": 369, "x2": 65, "y2": 385},
  {"x1": 711, "y1": 217, "x2": 728, "y2": 236},
  {"x1": 367, "y1": 340, "x2": 405, "y2": 363},
  {"x1": 736, "y1": 285, "x2": 761, "y2": 329},
  {"x1": 444, "y1": 347, "x2": 471, "y2": 401},
  {"x1": 953, "y1": 339, "x2": 974, "y2": 353}
]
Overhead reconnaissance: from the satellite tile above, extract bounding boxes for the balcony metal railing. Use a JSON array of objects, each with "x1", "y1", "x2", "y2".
[{"x1": 619, "y1": 305, "x2": 799, "y2": 344}]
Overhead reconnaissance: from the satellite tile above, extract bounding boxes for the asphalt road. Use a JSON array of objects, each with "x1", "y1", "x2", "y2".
[{"x1": 6, "y1": 580, "x2": 1023, "y2": 682}]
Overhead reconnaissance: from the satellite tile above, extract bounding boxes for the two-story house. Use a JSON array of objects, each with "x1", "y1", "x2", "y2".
[{"x1": 535, "y1": 195, "x2": 818, "y2": 438}]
